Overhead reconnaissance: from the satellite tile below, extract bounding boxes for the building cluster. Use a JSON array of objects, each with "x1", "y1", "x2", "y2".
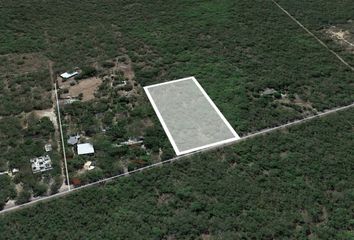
[
  {"x1": 28, "y1": 143, "x2": 53, "y2": 174},
  {"x1": 67, "y1": 135, "x2": 95, "y2": 155},
  {"x1": 30, "y1": 155, "x2": 53, "y2": 173}
]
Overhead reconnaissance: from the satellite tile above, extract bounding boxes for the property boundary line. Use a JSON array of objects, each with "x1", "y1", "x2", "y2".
[
  {"x1": 271, "y1": 0, "x2": 354, "y2": 71},
  {"x1": 54, "y1": 82, "x2": 71, "y2": 191},
  {"x1": 1, "y1": 101, "x2": 353, "y2": 215},
  {"x1": 144, "y1": 76, "x2": 240, "y2": 156}
]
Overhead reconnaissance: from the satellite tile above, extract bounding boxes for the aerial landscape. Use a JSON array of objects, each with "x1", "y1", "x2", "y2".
[{"x1": 0, "y1": 0, "x2": 353, "y2": 239}]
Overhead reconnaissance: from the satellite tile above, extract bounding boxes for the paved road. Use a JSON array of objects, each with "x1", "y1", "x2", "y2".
[{"x1": 1, "y1": 102, "x2": 353, "y2": 215}]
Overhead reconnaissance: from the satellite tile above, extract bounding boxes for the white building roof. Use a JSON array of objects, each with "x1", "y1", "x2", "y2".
[
  {"x1": 30, "y1": 155, "x2": 52, "y2": 173},
  {"x1": 60, "y1": 71, "x2": 79, "y2": 79},
  {"x1": 77, "y1": 143, "x2": 95, "y2": 155}
]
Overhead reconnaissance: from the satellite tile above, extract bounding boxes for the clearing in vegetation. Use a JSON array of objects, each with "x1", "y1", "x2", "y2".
[
  {"x1": 58, "y1": 76, "x2": 102, "y2": 102},
  {"x1": 144, "y1": 77, "x2": 240, "y2": 155}
]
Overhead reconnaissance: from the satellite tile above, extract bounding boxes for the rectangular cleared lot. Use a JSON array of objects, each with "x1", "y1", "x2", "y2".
[{"x1": 144, "y1": 77, "x2": 240, "y2": 155}]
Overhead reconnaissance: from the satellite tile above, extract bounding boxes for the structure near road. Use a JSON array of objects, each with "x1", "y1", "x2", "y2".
[{"x1": 30, "y1": 155, "x2": 52, "y2": 173}]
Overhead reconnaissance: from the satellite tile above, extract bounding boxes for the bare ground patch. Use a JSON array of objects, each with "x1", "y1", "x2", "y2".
[
  {"x1": 60, "y1": 77, "x2": 102, "y2": 101},
  {"x1": 325, "y1": 23, "x2": 354, "y2": 54},
  {"x1": 32, "y1": 108, "x2": 58, "y2": 130}
]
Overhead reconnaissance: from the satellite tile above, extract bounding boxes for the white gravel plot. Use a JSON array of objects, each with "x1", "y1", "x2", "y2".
[{"x1": 144, "y1": 77, "x2": 240, "y2": 155}]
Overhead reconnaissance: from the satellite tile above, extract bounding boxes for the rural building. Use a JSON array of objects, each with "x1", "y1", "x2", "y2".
[
  {"x1": 261, "y1": 88, "x2": 278, "y2": 96},
  {"x1": 77, "y1": 143, "x2": 95, "y2": 155},
  {"x1": 30, "y1": 155, "x2": 52, "y2": 173},
  {"x1": 44, "y1": 143, "x2": 52, "y2": 152},
  {"x1": 60, "y1": 71, "x2": 79, "y2": 79},
  {"x1": 67, "y1": 135, "x2": 80, "y2": 145}
]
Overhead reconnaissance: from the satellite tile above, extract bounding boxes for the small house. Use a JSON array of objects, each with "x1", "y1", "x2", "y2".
[
  {"x1": 77, "y1": 143, "x2": 95, "y2": 155},
  {"x1": 60, "y1": 71, "x2": 79, "y2": 79},
  {"x1": 67, "y1": 135, "x2": 80, "y2": 145}
]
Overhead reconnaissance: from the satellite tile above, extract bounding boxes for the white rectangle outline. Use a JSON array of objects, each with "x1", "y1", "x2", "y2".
[{"x1": 144, "y1": 76, "x2": 240, "y2": 156}]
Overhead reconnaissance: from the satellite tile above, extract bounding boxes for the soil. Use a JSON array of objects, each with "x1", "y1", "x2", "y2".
[
  {"x1": 60, "y1": 77, "x2": 102, "y2": 101},
  {"x1": 58, "y1": 178, "x2": 71, "y2": 193},
  {"x1": 3, "y1": 200, "x2": 16, "y2": 210},
  {"x1": 325, "y1": 25, "x2": 354, "y2": 53},
  {"x1": 33, "y1": 108, "x2": 58, "y2": 130}
]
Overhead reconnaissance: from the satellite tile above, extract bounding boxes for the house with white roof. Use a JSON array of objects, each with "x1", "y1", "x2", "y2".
[
  {"x1": 60, "y1": 71, "x2": 79, "y2": 79},
  {"x1": 77, "y1": 143, "x2": 95, "y2": 155}
]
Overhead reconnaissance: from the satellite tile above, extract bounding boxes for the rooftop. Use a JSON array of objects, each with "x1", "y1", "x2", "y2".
[
  {"x1": 77, "y1": 143, "x2": 95, "y2": 155},
  {"x1": 67, "y1": 135, "x2": 80, "y2": 145},
  {"x1": 30, "y1": 155, "x2": 52, "y2": 173},
  {"x1": 60, "y1": 71, "x2": 79, "y2": 79}
]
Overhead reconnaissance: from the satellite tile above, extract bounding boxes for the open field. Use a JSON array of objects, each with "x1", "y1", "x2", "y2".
[
  {"x1": 59, "y1": 76, "x2": 102, "y2": 102},
  {"x1": 1, "y1": 108, "x2": 353, "y2": 239}
]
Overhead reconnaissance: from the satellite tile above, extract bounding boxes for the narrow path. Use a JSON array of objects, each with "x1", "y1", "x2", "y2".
[
  {"x1": 48, "y1": 61, "x2": 71, "y2": 191},
  {"x1": 1, "y1": 101, "x2": 353, "y2": 215},
  {"x1": 271, "y1": 0, "x2": 354, "y2": 71}
]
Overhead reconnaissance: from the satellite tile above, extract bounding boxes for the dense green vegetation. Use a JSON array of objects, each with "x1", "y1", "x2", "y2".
[
  {"x1": 1, "y1": 108, "x2": 353, "y2": 239},
  {"x1": 1, "y1": 0, "x2": 353, "y2": 228},
  {"x1": 1, "y1": 0, "x2": 353, "y2": 134},
  {"x1": 0, "y1": 176, "x2": 16, "y2": 210},
  {"x1": 0, "y1": 41, "x2": 63, "y2": 207},
  {"x1": 277, "y1": 0, "x2": 354, "y2": 65},
  {"x1": 0, "y1": 114, "x2": 62, "y2": 209},
  {"x1": 60, "y1": 60, "x2": 173, "y2": 185},
  {"x1": 0, "y1": 70, "x2": 52, "y2": 116}
]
